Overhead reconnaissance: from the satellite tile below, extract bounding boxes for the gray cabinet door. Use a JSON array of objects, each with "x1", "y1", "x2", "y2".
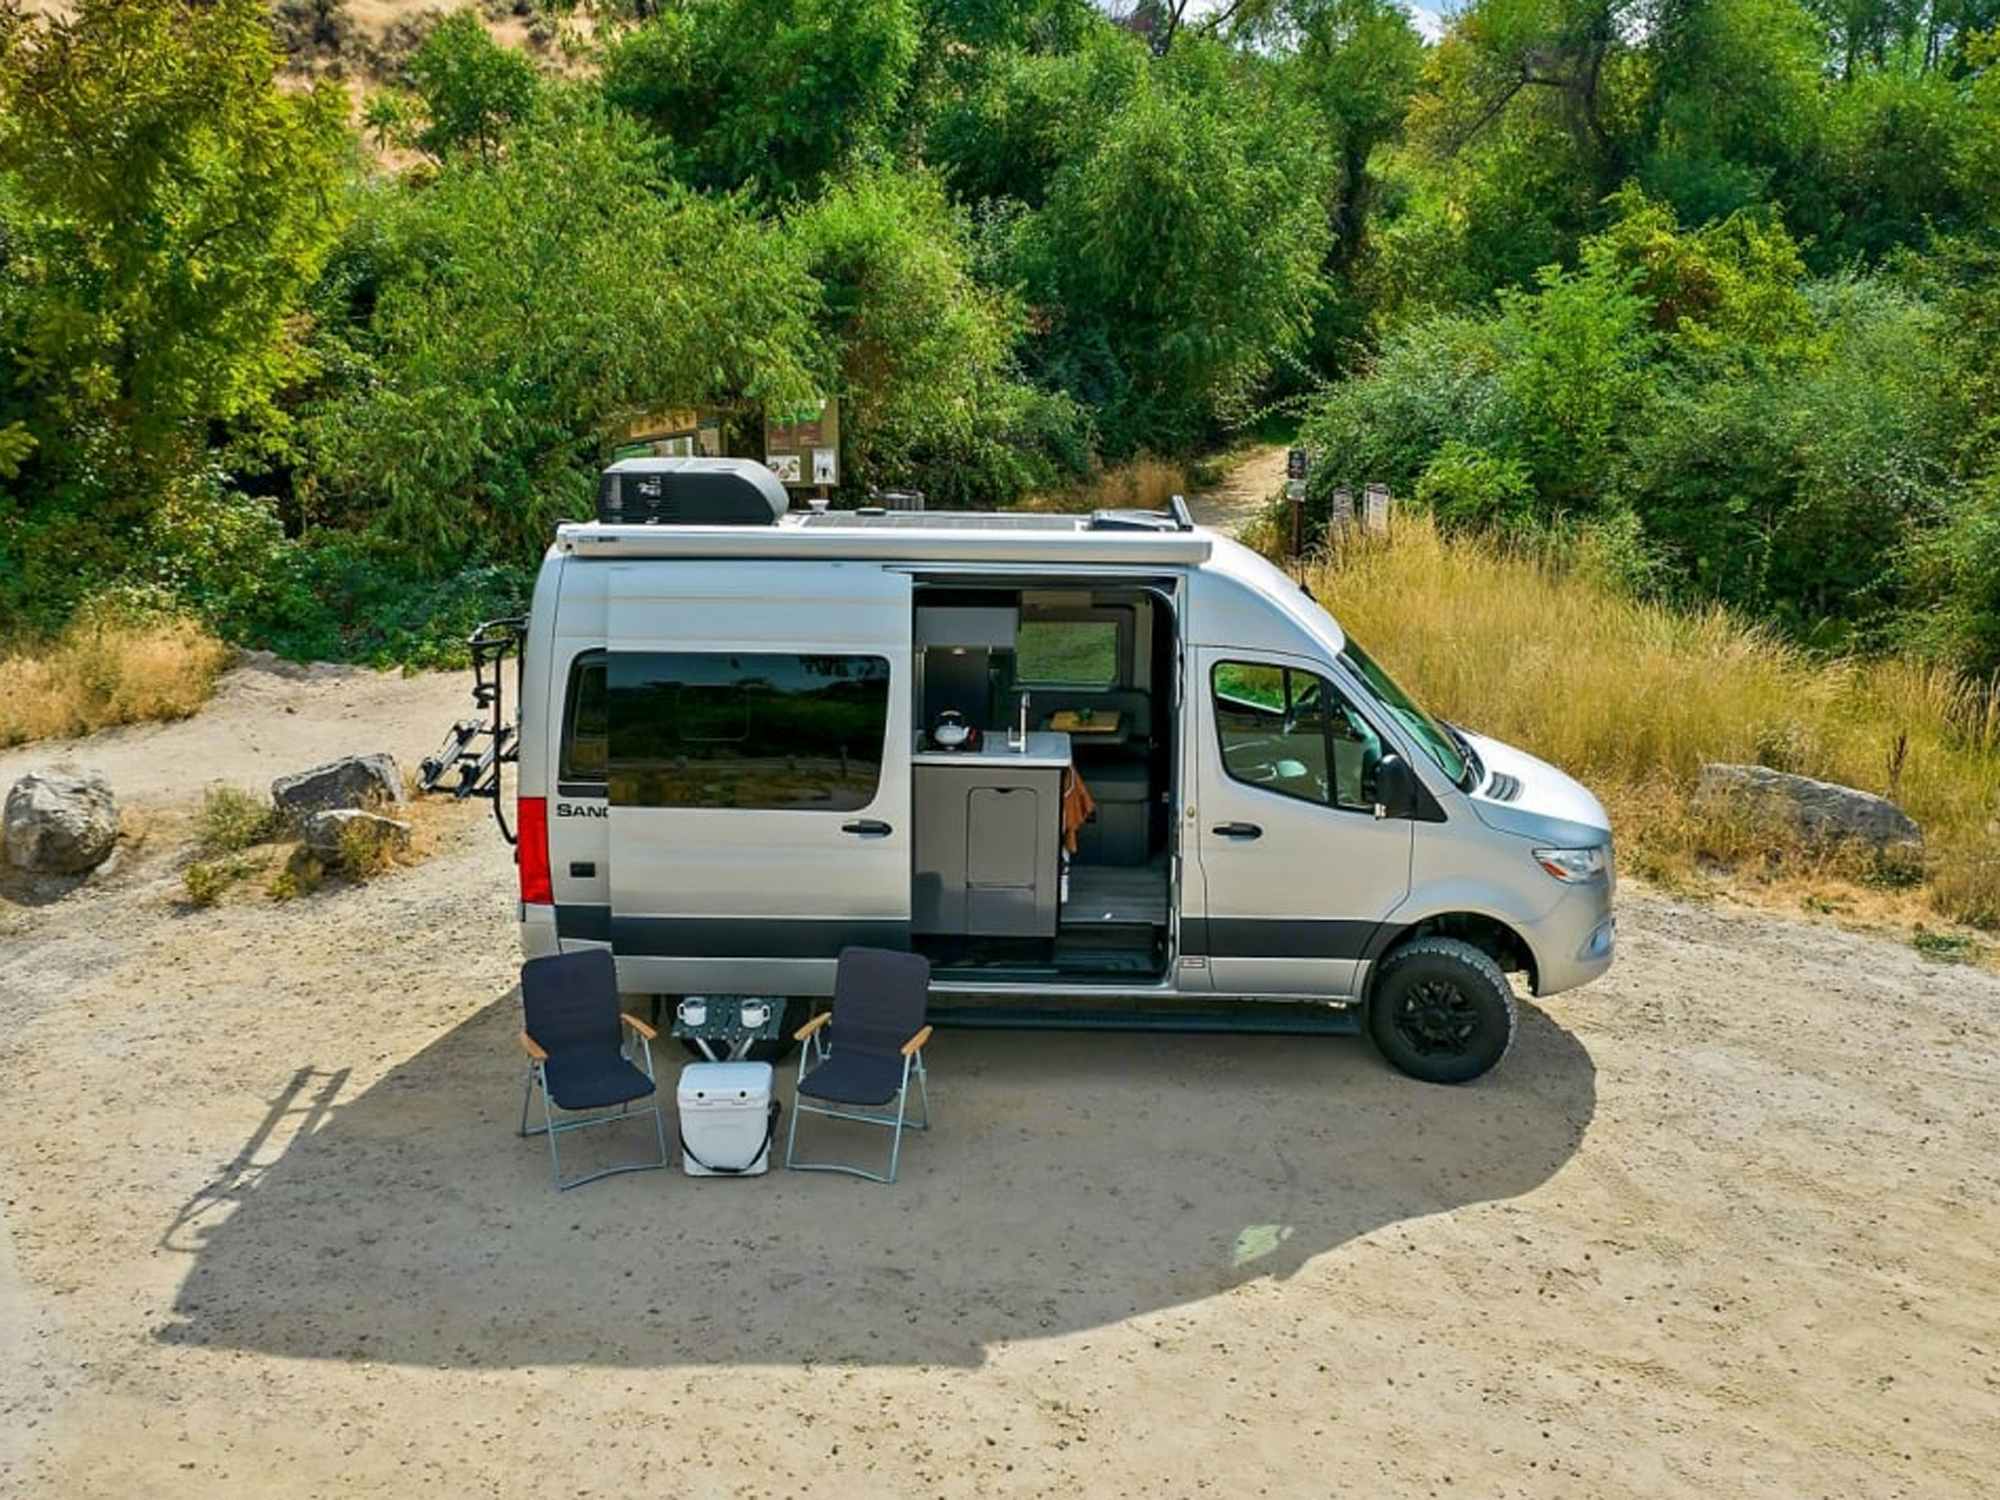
[{"x1": 966, "y1": 786, "x2": 1044, "y2": 936}]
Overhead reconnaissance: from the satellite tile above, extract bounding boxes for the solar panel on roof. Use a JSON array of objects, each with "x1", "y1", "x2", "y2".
[{"x1": 797, "y1": 511, "x2": 1085, "y2": 531}]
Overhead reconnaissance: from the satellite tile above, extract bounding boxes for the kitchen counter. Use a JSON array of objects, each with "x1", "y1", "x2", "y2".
[{"x1": 913, "y1": 731, "x2": 1072, "y2": 769}]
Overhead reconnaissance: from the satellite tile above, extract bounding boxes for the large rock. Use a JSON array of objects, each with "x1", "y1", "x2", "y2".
[
  {"x1": 4, "y1": 768, "x2": 120, "y2": 874},
  {"x1": 271, "y1": 754, "x2": 405, "y2": 820},
  {"x1": 300, "y1": 808, "x2": 412, "y2": 859},
  {"x1": 1695, "y1": 763, "x2": 1922, "y2": 853}
]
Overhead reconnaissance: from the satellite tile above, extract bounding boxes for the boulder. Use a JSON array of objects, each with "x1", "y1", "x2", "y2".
[
  {"x1": 4, "y1": 768, "x2": 120, "y2": 874},
  {"x1": 271, "y1": 754, "x2": 405, "y2": 819},
  {"x1": 1695, "y1": 763, "x2": 1922, "y2": 853},
  {"x1": 300, "y1": 808, "x2": 412, "y2": 859}
]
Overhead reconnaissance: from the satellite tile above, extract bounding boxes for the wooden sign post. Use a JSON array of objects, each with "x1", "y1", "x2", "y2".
[
  {"x1": 1328, "y1": 486, "x2": 1354, "y2": 541},
  {"x1": 1286, "y1": 447, "x2": 1309, "y2": 558},
  {"x1": 1364, "y1": 482, "x2": 1391, "y2": 535}
]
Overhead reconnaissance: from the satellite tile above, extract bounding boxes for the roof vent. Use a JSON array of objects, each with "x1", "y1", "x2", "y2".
[
  {"x1": 1085, "y1": 493, "x2": 1196, "y2": 533},
  {"x1": 597, "y1": 457, "x2": 788, "y2": 526}
]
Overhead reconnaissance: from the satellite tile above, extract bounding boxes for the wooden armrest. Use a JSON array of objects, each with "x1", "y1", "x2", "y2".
[
  {"x1": 901, "y1": 1024, "x2": 933, "y2": 1056},
  {"x1": 620, "y1": 1012, "x2": 658, "y2": 1041},
  {"x1": 795, "y1": 1011, "x2": 832, "y2": 1041},
  {"x1": 517, "y1": 1031, "x2": 548, "y2": 1062}
]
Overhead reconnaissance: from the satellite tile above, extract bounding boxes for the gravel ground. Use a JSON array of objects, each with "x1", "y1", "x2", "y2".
[{"x1": 1, "y1": 652, "x2": 1996, "y2": 1498}]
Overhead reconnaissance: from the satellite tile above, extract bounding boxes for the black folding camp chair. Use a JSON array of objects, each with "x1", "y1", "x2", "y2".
[
  {"x1": 784, "y1": 947, "x2": 933, "y2": 1184},
  {"x1": 517, "y1": 949, "x2": 669, "y2": 1190}
]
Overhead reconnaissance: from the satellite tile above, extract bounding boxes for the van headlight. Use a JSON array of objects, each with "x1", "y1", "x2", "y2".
[{"x1": 1533, "y1": 845, "x2": 1608, "y2": 883}]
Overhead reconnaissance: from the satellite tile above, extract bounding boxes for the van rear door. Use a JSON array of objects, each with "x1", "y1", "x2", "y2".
[{"x1": 605, "y1": 561, "x2": 913, "y2": 996}]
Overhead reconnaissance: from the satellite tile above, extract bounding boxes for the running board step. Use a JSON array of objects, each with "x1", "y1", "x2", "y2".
[{"x1": 927, "y1": 1002, "x2": 1361, "y2": 1036}]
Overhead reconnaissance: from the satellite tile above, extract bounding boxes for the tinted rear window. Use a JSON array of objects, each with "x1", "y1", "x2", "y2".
[
  {"x1": 608, "y1": 652, "x2": 891, "y2": 811},
  {"x1": 559, "y1": 651, "x2": 607, "y2": 783}
]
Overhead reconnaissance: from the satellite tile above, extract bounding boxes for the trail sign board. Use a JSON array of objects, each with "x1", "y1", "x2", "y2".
[
  {"x1": 1286, "y1": 447, "x2": 1309, "y2": 480},
  {"x1": 765, "y1": 397, "x2": 840, "y2": 488}
]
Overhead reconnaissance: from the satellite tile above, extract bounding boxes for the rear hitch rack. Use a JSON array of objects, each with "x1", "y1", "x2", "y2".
[{"x1": 418, "y1": 615, "x2": 526, "y2": 844}]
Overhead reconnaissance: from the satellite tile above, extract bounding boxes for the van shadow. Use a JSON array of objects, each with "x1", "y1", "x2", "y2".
[{"x1": 157, "y1": 991, "x2": 1596, "y2": 1369}]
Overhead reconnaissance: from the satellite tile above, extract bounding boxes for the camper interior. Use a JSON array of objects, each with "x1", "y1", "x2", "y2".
[{"x1": 908, "y1": 578, "x2": 1180, "y2": 983}]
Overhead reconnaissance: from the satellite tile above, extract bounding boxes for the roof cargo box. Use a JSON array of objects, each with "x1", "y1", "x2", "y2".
[{"x1": 597, "y1": 457, "x2": 789, "y2": 526}]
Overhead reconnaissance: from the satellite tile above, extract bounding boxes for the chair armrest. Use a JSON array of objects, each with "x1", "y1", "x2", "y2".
[
  {"x1": 901, "y1": 1024, "x2": 933, "y2": 1056},
  {"x1": 620, "y1": 1013, "x2": 658, "y2": 1041},
  {"x1": 518, "y1": 1031, "x2": 548, "y2": 1062},
  {"x1": 795, "y1": 1011, "x2": 832, "y2": 1042}
]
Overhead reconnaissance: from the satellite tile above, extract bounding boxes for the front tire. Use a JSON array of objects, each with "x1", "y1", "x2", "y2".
[{"x1": 1368, "y1": 937, "x2": 1517, "y2": 1084}]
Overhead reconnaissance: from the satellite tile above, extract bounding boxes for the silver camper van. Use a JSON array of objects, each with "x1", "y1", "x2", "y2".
[{"x1": 509, "y1": 458, "x2": 1615, "y2": 1083}]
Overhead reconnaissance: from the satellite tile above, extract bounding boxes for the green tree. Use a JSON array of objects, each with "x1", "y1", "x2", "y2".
[
  {"x1": 1267, "y1": 0, "x2": 1424, "y2": 263},
  {"x1": 603, "y1": 0, "x2": 920, "y2": 200},
  {"x1": 0, "y1": 0, "x2": 346, "y2": 625},
  {"x1": 406, "y1": 11, "x2": 539, "y2": 163},
  {"x1": 1004, "y1": 33, "x2": 1336, "y2": 452},
  {"x1": 1636, "y1": 0, "x2": 1825, "y2": 227},
  {"x1": 786, "y1": 167, "x2": 1088, "y2": 504},
  {"x1": 301, "y1": 101, "x2": 823, "y2": 565},
  {"x1": 925, "y1": 25, "x2": 1147, "y2": 209}
]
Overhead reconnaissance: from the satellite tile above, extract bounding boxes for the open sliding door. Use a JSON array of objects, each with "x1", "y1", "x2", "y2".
[{"x1": 606, "y1": 561, "x2": 913, "y2": 997}]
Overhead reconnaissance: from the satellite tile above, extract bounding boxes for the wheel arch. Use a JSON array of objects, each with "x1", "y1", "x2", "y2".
[{"x1": 1364, "y1": 909, "x2": 1540, "y2": 1006}]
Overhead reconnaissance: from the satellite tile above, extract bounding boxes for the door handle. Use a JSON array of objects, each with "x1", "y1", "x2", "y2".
[
  {"x1": 842, "y1": 819, "x2": 893, "y2": 837},
  {"x1": 568, "y1": 861, "x2": 596, "y2": 878},
  {"x1": 1211, "y1": 822, "x2": 1262, "y2": 839}
]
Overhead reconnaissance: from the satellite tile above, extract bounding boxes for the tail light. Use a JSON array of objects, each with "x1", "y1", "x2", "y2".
[{"x1": 517, "y1": 796, "x2": 552, "y2": 905}]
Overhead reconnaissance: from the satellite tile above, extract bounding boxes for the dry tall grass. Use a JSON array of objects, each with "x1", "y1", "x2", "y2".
[
  {"x1": 0, "y1": 613, "x2": 231, "y2": 747},
  {"x1": 1304, "y1": 515, "x2": 2000, "y2": 928},
  {"x1": 1015, "y1": 455, "x2": 1190, "y2": 514}
]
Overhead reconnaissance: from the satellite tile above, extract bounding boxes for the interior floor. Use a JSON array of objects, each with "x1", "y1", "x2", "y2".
[
  {"x1": 924, "y1": 934, "x2": 1166, "y2": 981},
  {"x1": 1062, "y1": 855, "x2": 1171, "y2": 929}
]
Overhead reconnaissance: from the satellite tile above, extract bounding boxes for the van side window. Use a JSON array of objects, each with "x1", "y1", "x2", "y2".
[
  {"x1": 559, "y1": 651, "x2": 607, "y2": 785},
  {"x1": 1212, "y1": 662, "x2": 1381, "y2": 812},
  {"x1": 1016, "y1": 617, "x2": 1122, "y2": 688},
  {"x1": 608, "y1": 652, "x2": 891, "y2": 812}
]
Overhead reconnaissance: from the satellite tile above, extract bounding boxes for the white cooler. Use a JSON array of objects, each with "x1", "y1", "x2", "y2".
[{"x1": 677, "y1": 1061, "x2": 777, "y2": 1177}]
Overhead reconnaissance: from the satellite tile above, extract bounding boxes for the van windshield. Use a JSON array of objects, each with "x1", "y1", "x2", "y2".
[{"x1": 1338, "y1": 637, "x2": 1472, "y2": 789}]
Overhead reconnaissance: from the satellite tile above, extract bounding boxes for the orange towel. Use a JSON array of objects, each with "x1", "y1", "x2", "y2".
[{"x1": 1060, "y1": 767, "x2": 1097, "y2": 856}]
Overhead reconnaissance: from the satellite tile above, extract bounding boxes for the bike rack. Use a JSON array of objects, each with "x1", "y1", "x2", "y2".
[{"x1": 417, "y1": 615, "x2": 527, "y2": 844}]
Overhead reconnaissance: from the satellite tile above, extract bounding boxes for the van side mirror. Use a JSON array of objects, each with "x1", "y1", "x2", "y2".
[{"x1": 1372, "y1": 754, "x2": 1416, "y2": 821}]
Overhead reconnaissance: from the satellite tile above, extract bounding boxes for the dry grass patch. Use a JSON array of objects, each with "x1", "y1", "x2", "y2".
[
  {"x1": 1303, "y1": 514, "x2": 2000, "y2": 930},
  {"x1": 0, "y1": 613, "x2": 230, "y2": 748},
  {"x1": 1015, "y1": 455, "x2": 1190, "y2": 514}
]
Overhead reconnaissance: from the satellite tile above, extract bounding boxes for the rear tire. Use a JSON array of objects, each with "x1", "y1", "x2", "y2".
[{"x1": 1367, "y1": 937, "x2": 1517, "y2": 1084}]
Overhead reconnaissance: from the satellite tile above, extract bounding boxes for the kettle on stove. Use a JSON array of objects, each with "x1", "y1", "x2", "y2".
[{"x1": 930, "y1": 709, "x2": 976, "y2": 751}]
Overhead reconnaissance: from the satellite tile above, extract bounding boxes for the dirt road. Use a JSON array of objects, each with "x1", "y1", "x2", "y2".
[
  {"x1": 1189, "y1": 444, "x2": 1289, "y2": 535},
  {"x1": 2, "y1": 657, "x2": 1996, "y2": 1498}
]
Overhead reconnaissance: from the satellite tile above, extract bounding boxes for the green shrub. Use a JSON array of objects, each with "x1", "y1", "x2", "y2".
[
  {"x1": 1413, "y1": 442, "x2": 1536, "y2": 530},
  {"x1": 268, "y1": 848, "x2": 325, "y2": 901},
  {"x1": 335, "y1": 817, "x2": 404, "y2": 877},
  {"x1": 183, "y1": 855, "x2": 259, "y2": 907},
  {"x1": 194, "y1": 787, "x2": 279, "y2": 855}
]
